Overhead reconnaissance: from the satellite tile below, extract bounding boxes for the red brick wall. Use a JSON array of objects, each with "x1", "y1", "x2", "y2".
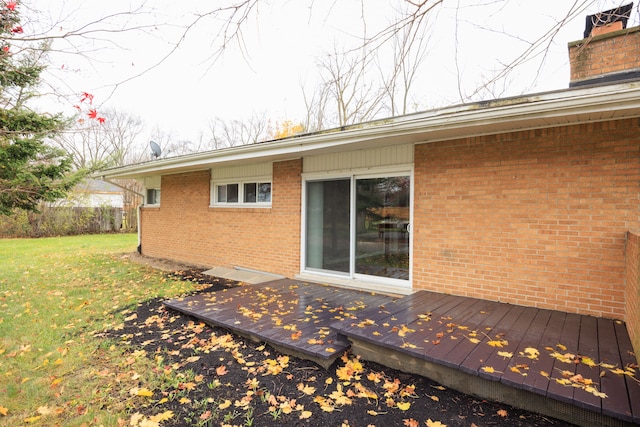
[
  {"x1": 140, "y1": 159, "x2": 302, "y2": 277},
  {"x1": 625, "y1": 231, "x2": 640, "y2": 358},
  {"x1": 569, "y1": 26, "x2": 640, "y2": 83},
  {"x1": 413, "y1": 118, "x2": 640, "y2": 319}
]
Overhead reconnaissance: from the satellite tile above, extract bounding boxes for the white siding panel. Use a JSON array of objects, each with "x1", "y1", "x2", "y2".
[
  {"x1": 144, "y1": 176, "x2": 161, "y2": 188},
  {"x1": 211, "y1": 162, "x2": 272, "y2": 180},
  {"x1": 303, "y1": 144, "x2": 413, "y2": 173}
]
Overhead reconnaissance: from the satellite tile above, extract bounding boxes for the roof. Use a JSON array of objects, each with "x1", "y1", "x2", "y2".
[
  {"x1": 97, "y1": 80, "x2": 640, "y2": 180},
  {"x1": 77, "y1": 179, "x2": 124, "y2": 193}
]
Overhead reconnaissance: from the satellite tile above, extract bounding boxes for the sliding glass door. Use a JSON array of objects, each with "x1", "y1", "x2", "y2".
[
  {"x1": 305, "y1": 179, "x2": 351, "y2": 274},
  {"x1": 304, "y1": 173, "x2": 411, "y2": 285},
  {"x1": 355, "y1": 176, "x2": 410, "y2": 280}
]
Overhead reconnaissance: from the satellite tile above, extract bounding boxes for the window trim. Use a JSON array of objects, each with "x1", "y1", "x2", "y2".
[{"x1": 211, "y1": 177, "x2": 272, "y2": 207}]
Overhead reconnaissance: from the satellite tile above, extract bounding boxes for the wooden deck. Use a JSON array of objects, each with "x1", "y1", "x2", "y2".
[{"x1": 163, "y1": 279, "x2": 640, "y2": 427}]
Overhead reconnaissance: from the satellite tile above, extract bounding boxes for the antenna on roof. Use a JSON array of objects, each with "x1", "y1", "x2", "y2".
[{"x1": 150, "y1": 140, "x2": 162, "y2": 159}]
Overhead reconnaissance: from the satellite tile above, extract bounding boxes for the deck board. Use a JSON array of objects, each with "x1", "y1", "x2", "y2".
[
  {"x1": 572, "y1": 315, "x2": 601, "y2": 413},
  {"x1": 614, "y1": 320, "x2": 640, "y2": 424},
  {"x1": 520, "y1": 310, "x2": 567, "y2": 395},
  {"x1": 598, "y1": 318, "x2": 632, "y2": 422},
  {"x1": 501, "y1": 308, "x2": 553, "y2": 390},
  {"x1": 478, "y1": 306, "x2": 539, "y2": 382},
  {"x1": 163, "y1": 279, "x2": 639, "y2": 427},
  {"x1": 458, "y1": 304, "x2": 527, "y2": 375}
]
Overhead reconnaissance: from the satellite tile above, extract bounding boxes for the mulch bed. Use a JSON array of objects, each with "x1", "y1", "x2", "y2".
[{"x1": 101, "y1": 268, "x2": 576, "y2": 427}]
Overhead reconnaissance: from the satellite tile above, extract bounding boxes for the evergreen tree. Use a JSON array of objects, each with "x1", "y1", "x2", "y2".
[{"x1": 0, "y1": 1, "x2": 83, "y2": 215}]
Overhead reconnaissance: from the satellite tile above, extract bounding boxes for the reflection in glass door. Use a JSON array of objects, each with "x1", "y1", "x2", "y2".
[
  {"x1": 355, "y1": 176, "x2": 410, "y2": 280},
  {"x1": 305, "y1": 179, "x2": 351, "y2": 274}
]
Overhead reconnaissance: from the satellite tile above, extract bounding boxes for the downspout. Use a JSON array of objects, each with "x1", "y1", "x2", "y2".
[{"x1": 98, "y1": 177, "x2": 145, "y2": 253}]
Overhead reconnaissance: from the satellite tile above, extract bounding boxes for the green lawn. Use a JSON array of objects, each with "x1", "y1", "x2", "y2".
[{"x1": 0, "y1": 234, "x2": 198, "y2": 426}]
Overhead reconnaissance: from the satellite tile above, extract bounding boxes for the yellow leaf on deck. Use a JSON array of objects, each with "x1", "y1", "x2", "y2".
[
  {"x1": 497, "y1": 351, "x2": 513, "y2": 359},
  {"x1": 481, "y1": 366, "x2": 495, "y2": 373}
]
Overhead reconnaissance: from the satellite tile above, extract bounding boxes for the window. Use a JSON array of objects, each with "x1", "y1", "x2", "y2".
[
  {"x1": 146, "y1": 188, "x2": 160, "y2": 205},
  {"x1": 213, "y1": 180, "x2": 271, "y2": 206},
  {"x1": 217, "y1": 183, "x2": 238, "y2": 203}
]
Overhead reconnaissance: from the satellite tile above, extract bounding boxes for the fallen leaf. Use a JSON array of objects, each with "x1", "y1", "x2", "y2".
[
  {"x1": 397, "y1": 401, "x2": 411, "y2": 411},
  {"x1": 403, "y1": 418, "x2": 419, "y2": 427},
  {"x1": 216, "y1": 365, "x2": 228, "y2": 376},
  {"x1": 299, "y1": 410, "x2": 312, "y2": 419},
  {"x1": 0, "y1": 406, "x2": 7, "y2": 416},
  {"x1": 426, "y1": 419, "x2": 447, "y2": 427},
  {"x1": 149, "y1": 410, "x2": 174, "y2": 422},
  {"x1": 218, "y1": 400, "x2": 232, "y2": 409},
  {"x1": 129, "y1": 413, "x2": 144, "y2": 425},
  {"x1": 130, "y1": 387, "x2": 153, "y2": 397},
  {"x1": 297, "y1": 383, "x2": 316, "y2": 396},
  {"x1": 497, "y1": 409, "x2": 508, "y2": 417}
]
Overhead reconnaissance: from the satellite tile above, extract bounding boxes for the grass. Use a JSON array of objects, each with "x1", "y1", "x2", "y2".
[{"x1": 0, "y1": 234, "x2": 200, "y2": 426}]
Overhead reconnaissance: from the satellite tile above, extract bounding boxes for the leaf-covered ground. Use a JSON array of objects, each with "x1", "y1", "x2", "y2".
[{"x1": 102, "y1": 268, "x2": 577, "y2": 427}]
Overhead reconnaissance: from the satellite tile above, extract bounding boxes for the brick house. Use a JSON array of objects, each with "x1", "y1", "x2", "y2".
[{"x1": 100, "y1": 25, "x2": 640, "y2": 360}]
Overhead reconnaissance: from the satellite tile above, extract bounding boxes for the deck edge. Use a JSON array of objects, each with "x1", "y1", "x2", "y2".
[{"x1": 348, "y1": 337, "x2": 636, "y2": 427}]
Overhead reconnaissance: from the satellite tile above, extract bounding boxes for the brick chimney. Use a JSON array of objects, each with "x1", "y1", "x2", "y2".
[{"x1": 568, "y1": 4, "x2": 640, "y2": 87}]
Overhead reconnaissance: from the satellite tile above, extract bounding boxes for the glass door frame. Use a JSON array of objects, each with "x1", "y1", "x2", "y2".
[{"x1": 301, "y1": 167, "x2": 413, "y2": 291}]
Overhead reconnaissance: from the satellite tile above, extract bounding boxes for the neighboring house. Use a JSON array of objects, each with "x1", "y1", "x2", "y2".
[
  {"x1": 71, "y1": 179, "x2": 125, "y2": 209},
  {"x1": 99, "y1": 25, "x2": 640, "y2": 359},
  {"x1": 57, "y1": 179, "x2": 124, "y2": 231}
]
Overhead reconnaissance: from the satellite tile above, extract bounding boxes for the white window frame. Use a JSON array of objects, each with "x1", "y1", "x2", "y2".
[{"x1": 211, "y1": 177, "x2": 272, "y2": 207}]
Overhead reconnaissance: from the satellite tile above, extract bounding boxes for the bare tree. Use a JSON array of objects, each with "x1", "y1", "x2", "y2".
[
  {"x1": 206, "y1": 112, "x2": 270, "y2": 149},
  {"x1": 301, "y1": 79, "x2": 329, "y2": 133},
  {"x1": 378, "y1": 10, "x2": 434, "y2": 116},
  {"x1": 316, "y1": 45, "x2": 386, "y2": 128},
  {"x1": 52, "y1": 108, "x2": 145, "y2": 169}
]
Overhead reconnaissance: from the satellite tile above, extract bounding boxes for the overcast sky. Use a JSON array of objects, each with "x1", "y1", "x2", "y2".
[{"x1": 30, "y1": 0, "x2": 640, "y2": 144}]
